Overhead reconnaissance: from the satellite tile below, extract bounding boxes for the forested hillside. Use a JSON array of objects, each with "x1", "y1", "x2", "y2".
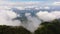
[{"x1": 1, "y1": 19, "x2": 60, "y2": 34}]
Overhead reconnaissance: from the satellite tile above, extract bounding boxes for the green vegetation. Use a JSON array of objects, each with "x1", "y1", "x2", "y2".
[
  {"x1": 0, "y1": 19, "x2": 60, "y2": 34},
  {"x1": 35, "y1": 19, "x2": 60, "y2": 34},
  {"x1": 1, "y1": 25, "x2": 31, "y2": 34}
]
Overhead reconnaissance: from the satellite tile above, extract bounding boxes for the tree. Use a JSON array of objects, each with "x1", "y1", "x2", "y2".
[
  {"x1": 35, "y1": 19, "x2": 60, "y2": 34},
  {"x1": 0, "y1": 25, "x2": 31, "y2": 34}
]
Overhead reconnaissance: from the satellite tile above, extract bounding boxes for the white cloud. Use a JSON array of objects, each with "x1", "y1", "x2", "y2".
[
  {"x1": 36, "y1": 11, "x2": 60, "y2": 22},
  {"x1": 52, "y1": 2, "x2": 60, "y2": 6},
  {"x1": 51, "y1": 11, "x2": 60, "y2": 19},
  {"x1": 0, "y1": 1, "x2": 42, "y2": 10},
  {"x1": 36, "y1": 11, "x2": 56, "y2": 22},
  {"x1": 44, "y1": 6, "x2": 50, "y2": 9},
  {"x1": 0, "y1": 10, "x2": 21, "y2": 26}
]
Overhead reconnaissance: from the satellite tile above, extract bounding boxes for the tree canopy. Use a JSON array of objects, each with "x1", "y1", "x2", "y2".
[
  {"x1": 0, "y1": 19, "x2": 60, "y2": 34},
  {"x1": 35, "y1": 19, "x2": 60, "y2": 34}
]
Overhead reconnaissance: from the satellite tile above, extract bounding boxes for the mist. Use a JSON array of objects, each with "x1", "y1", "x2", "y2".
[
  {"x1": 0, "y1": 10, "x2": 21, "y2": 26},
  {"x1": 21, "y1": 13, "x2": 41, "y2": 32},
  {"x1": 0, "y1": 8, "x2": 60, "y2": 32},
  {"x1": 36, "y1": 11, "x2": 60, "y2": 22}
]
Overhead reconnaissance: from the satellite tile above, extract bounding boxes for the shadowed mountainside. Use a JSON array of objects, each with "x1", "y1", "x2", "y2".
[{"x1": 1, "y1": 19, "x2": 60, "y2": 34}]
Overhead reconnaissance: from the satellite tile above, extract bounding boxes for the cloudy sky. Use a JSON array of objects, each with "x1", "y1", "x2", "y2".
[
  {"x1": 0, "y1": 0, "x2": 60, "y2": 32},
  {"x1": 0, "y1": 0, "x2": 60, "y2": 10}
]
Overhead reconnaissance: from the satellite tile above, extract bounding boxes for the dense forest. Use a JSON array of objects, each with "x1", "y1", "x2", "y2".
[{"x1": 1, "y1": 19, "x2": 60, "y2": 34}]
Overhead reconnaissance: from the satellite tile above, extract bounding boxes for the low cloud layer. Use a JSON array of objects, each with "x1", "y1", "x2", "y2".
[
  {"x1": 0, "y1": 8, "x2": 60, "y2": 32},
  {"x1": 0, "y1": 10, "x2": 21, "y2": 26},
  {"x1": 0, "y1": 0, "x2": 60, "y2": 33},
  {"x1": 0, "y1": 9, "x2": 41, "y2": 32},
  {"x1": 36, "y1": 11, "x2": 60, "y2": 22}
]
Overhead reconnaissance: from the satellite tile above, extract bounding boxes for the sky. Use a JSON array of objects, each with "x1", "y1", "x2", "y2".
[
  {"x1": 0, "y1": 0, "x2": 60, "y2": 32},
  {"x1": 0, "y1": 0, "x2": 60, "y2": 10},
  {"x1": 3, "y1": 0, "x2": 60, "y2": 2}
]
